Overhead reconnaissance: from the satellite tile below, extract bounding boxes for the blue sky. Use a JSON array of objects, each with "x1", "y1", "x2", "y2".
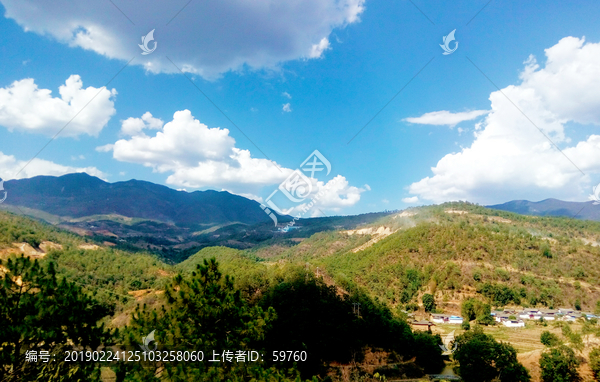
[{"x1": 1, "y1": 0, "x2": 600, "y2": 217}]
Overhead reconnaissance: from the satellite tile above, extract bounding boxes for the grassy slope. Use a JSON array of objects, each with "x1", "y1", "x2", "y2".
[
  {"x1": 5, "y1": 200, "x2": 600, "y2": 324},
  {"x1": 248, "y1": 202, "x2": 600, "y2": 313}
]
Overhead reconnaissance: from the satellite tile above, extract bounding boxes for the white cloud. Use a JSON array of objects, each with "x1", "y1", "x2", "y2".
[
  {"x1": 120, "y1": 112, "x2": 163, "y2": 136},
  {"x1": 99, "y1": 109, "x2": 368, "y2": 209},
  {"x1": 1, "y1": 0, "x2": 365, "y2": 78},
  {"x1": 99, "y1": 110, "x2": 290, "y2": 193},
  {"x1": 0, "y1": 151, "x2": 106, "y2": 180},
  {"x1": 282, "y1": 103, "x2": 292, "y2": 112},
  {"x1": 408, "y1": 36, "x2": 600, "y2": 204},
  {"x1": 309, "y1": 37, "x2": 331, "y2": 58},
  {"x1": 404, "y1": 110, "x2": 489, "y2": 127},
  {"x1": 402, "y1": 196, "x2": 419, "y2": 203},
  {"x1": 0, "y1": 75, "x2": 116, "y2": 137},
  {"x1": 230, "y1": 191, "x2": 264, "y2": 203},
  {"x1": 286, "y1": 175, "x2": 369, "y2": 216},
  {"x1": 282, "y1": 92, "x2": 292, "y2": 99},
  {"x1": 382, "y1": 198, "x2": 389, "y2": 204},
  {"x1": 95, "y1": 144, "x2": 114, "y2": 153}
]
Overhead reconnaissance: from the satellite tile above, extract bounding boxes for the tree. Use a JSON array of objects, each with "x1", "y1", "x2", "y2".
[
  {"x1": 259, "y1": 269, "x2": 417, "y2": 378},
  {"x1": 590, "y1": 347, "x2": 600, "y2": 381},
  {"x1": 422, "y1": 293, "x2": 436, "y2": 312},
  {"x1": 453, "y1": 327, "x2": 530, "y2": 382},
  {"x1": 461, "y1": 298, "x2": 490, "y2": 321},
  {"x1": 0, "y1": 255, "x2": 112, "y2": 382},
  {"x1": 540, "y1": 243, "x2": 552, "y2": 258},
  {"x1": 540, "y1": 331, "x2": 562, "y2": 347},
  {"x1": 539, "y1": 345, "x2": 581, "y2": 382},
  {"x1": 119, "y1": 257, "x2": 293, "y2": 381},
  {"x1": 412, "y1": 332, "x2": 445, "y2": 373}
]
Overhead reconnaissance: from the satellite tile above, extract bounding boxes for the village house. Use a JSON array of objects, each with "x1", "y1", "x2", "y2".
[
  {"x1": 503, "y1": 320, "x2": 525, "y2": 328},
  {"x1": 430, "y1": 313, "x2": 463, "y2": 324},
  {"x1": 411, "y1": 320, "x2": 435, "y2": 332}
]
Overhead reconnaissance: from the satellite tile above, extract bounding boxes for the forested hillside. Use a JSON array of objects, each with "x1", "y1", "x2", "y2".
[{"x1": 5, "y1": 202, "x2": 600, "y2": 381}]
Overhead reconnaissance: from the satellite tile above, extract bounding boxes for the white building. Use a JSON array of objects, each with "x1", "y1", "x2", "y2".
[
  {"x1": 448, "y1": 315, "x2": 464, "y2": 325},
  {"x1": 503, "y1": 320, "x2": 525, "y2": 328},
  {"x1": 430, "y1": 314, "x2": 464, "y2": 325}
]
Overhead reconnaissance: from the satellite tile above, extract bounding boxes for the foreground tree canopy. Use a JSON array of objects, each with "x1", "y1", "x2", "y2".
[
  {"x1": 118, "y1": 258, "x2": 445, "y2": 380},
  {"x1": 539, "y1": 345, "x2": 581, "y2": 382},
  {"x1": 453, "y1": 326, "x2": 531, "y2": 382},
  {"x1": 0, "y1": 255, "x2": 112, "y2": 382}
]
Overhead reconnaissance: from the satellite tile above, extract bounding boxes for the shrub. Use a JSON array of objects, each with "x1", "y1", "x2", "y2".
[
  {"x1": 453, "y1": 327, "x2": 530, "y2": 382},
  {"x1": 539, "y1": 345, "x2": 581, "y2": 382},
  {"x1": 540, "y1": 243, "x2": 552, "y2": 258},
  {"x1": 422, "y1": 293, "x2": 436, "y2": 312},
  {"x1": 590, "y1": 347, "x2": 600, "y2": 381},
  {"x1": 462, "y1": 298, "x2": 490, "y2": 321},
  {"x1": 540, "y1": 331, "x2": 562, "y2": 347}
]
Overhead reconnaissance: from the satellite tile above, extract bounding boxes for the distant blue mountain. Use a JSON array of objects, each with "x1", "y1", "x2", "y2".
[
  {"x1": 488, "y1": 198, "x2": 600, "y2": 221},
  {"x1": 3, "y1": 173, "x2": 273, "y2": 225}
]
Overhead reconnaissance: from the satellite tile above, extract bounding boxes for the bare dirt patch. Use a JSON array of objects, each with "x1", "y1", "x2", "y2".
[
  {"x1": 39, "y1": 241, "x2": 63, "y2": 252},
  {"x1": 394, "y1": 211, "x2": 418, "y2": 219},
  {"x1": 518, "y1": 349, "x2": 542, "y2": 382},
  {"x1": 78, "y1": 244, "x2": 100, "y2": 250},
  {"x1": 156, "y1": 269, "x2": 171, "y2": 277},
  {"x1": 488, "y1": 216, "x2": 512, "y2": 223},
  {"x1": 346, "y1": 226, "x2": 396, "y2": 253},
  {"x1": 445, "y1": 210, "x2": 468, "y2": 214}
]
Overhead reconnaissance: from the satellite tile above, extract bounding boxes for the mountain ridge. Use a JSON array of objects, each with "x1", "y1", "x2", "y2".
[
  {"x1": 487, "y1": 198, "x2": 600, "y2": 220},
  {"x1": 3, "y1": 172, "x2": 272, "y2": 226}
]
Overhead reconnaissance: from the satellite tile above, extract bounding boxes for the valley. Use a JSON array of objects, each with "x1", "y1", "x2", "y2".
[{"x1": 4, "y1": 198, "x2": 600, "y2": 380}]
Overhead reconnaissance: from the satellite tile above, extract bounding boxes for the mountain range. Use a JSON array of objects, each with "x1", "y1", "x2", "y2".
[
  {"x1": 2, "y1": 173, "x2": 272, "y2": 226},
  {"x1": 488, "y1": 198, "x2": 600, "y2": 220}
]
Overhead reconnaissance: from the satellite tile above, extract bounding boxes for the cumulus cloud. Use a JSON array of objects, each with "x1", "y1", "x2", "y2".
[
  {"x1": 288, "y1": 175, "x2": 369, "y2": 216},
  {"x1": 1, "y1": 0, "x2": 365, "y2": 78},
  {"x1": 0, "y1": 151, "x2": 106, "y2": 180},
  {"x1": 407, "y1": 36, "x2": 600, "y2": 204},
  {"x1": 99, "y1": 109, "x2": 290, "y2": 193},
  {"x1": 0, "y1": 75, "x2": 116, "y2": 137},
  {"x1": 404, "y1": 110, "x2": 489, "y2": 127},
  {"x1": 99, "y1": 110, "x2": 368, "y2": 210},
  {"x1": 309, "y1": 37, "x2": 331, "y2": 58},
  {"x1": 120, "y1": 112, "x2": 163, "y2": 136},
  {"x1": 402, "y1": 196, "x2": 419, "y2": 203},
  {"x1": 282, "y1": 92, "x2": 292, "y2": 99},
  {"x1": 282, "y1": 103, "x2": 292, "y2": 112}
]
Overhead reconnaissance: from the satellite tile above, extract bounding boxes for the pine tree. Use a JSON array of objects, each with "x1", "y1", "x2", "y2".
[
  {"x1": 117, "y1": 258, "x2": 300, "y2": 381},
  {"x1": 0, "y1": 255, "x2": 112, "y2": 381}
]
